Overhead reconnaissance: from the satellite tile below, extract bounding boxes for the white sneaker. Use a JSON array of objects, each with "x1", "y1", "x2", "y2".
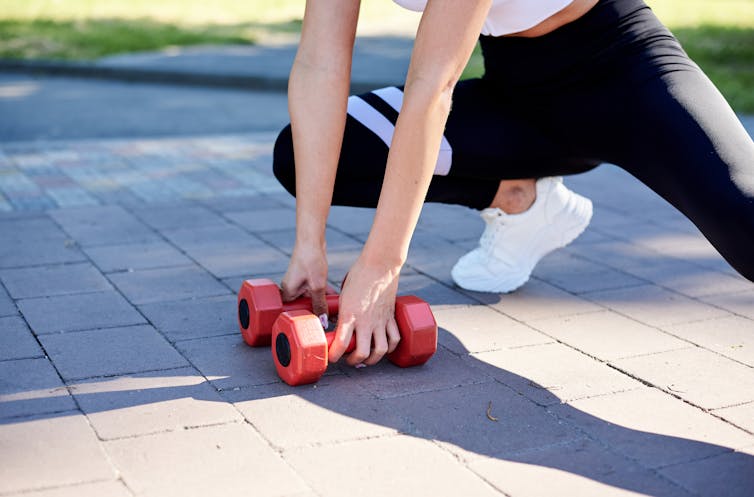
[{"x1": 451, "y1": 177, "x2": 593, "y2": 293}]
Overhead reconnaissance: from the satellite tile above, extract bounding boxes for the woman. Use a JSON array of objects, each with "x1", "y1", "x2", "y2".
[{"x1": 272, "y1": 0, "x2": 754, "y2": 368}]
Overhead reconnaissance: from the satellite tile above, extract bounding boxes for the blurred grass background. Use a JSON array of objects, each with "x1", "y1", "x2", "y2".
[{"x1": 0, "y1": 0, "x2": 752, "y2": 111}]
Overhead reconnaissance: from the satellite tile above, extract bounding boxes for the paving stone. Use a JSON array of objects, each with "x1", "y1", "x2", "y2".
[
  {"x1": 0, "y1": 262, "x2": 112, "y2": 299},
  {"x1": 701, "y1": 289, "x2": 754, "y2": 320},
  {"x1": 200, "y1": 192, "x2": 290, "y2": 213},
  {"x1": 585, "y1": 284, "x2": 729, "y2": 327},
  {"x1": 226, "y1": 375, "x2": 402, "y2": 449},
  {"x1": 488, "y1": 279, "x2": 603, "y2": 321},
  {"x1": 105, "y1": 423, "x2": 309, "y2": 497},
  {"x1": 18, "y1": 291, "x2": 146, "y2": 334},
  {"x1": 138, "y1": 294, "x2": 237, "y2": 342},
  {"x1": 223, "y1": 207, "x2": 296, "y2": 233},
  {"x1": 160, "y1": 223, "x2": 257, "y2": 250},
  {"x1": 50, "y1": 205, "x2": 160, "y2": 246},
  {"x1": 382, "y1": 381, "x2": 580, "y2": 462},
  {"x1": 285, "y1": 435, "x2": 500, "y2": 497},
  {"x1": 0, "y1": 413, "x2": 115, "y2": 494},
  {"x1": 83, "y1": 241, "x2": 192, "y2": 272},
  {"x1": 406, "y1": 234, "x2": 471, "y2": 287},
  {"x1": 530, "y1": 310, "x2": 690, "y2": 361},
  {"x1": 0, "y1": 283, "x2": 16, "y2": 316},
  {"x1": 473, "y1": 342, "x2": 642, "y2": 406},
  {"x1": 0, "y1": 216, "x2": 68, "y2": 243},
  {"x1": 71, "y1": 367, "x2": 241, "y2": 440},
  {"x1": 396, "y1": 272, "x2": 477, "y2": 308},
  {"x1": 40, "y1": 325, "x2": 188, "y2": 381},
  {"x1": 0, "y1": 315, "x2": 42, "y2": 360},
  {"x1": 342, "y1": 346, "x2": 490, "y2": 400},
  {"x1": 0, "y1": 236, "x2": 86, "y2": 269},
  {"x1": 659, "y1": 446, "x2": 754, "y2": 497},
  {"x1": 662, "y1": 315, "x2": 754, "y2": 367},
  {"x1": 108, "y1": 265, "x2": 229, "y2": 305},
  {"x1": 257, "y1": 227, "x2": 362, "y2": 255},
  {"x1": 714, "y1": 402, "x2": 754, "y2": 433},
  {"x1": 469, "y1": 438, "x2": 693, "y2": 497},
  {"x1": 415, "y1": 203, "x2": 484, "y2": 242},
  {"x1": 611, "y1": 347, "x2": 754, "y2": 410},
  {"x1": 175, "y1": 334, "x2": 281, "y2": 390},
  {"x1": 0, "y1": 358, "x2": 75, "y2": 419},
  {"x1": 325, "y1": 205, "x2": 376, "y2": 236},
  {"x1": 3, "y1": 481, "x2": 132, "y2": 497},
  {"x1": 132, "y1": 203, "x2": 226, "y2": 230},
  {"x1": 182, "y1": 242, "x2": 289, "y2": 279},
  {"x1": 533, "y1": 252, "x2": 646, "y2": 294},
  {"x1": 434, "y1": 306, "x2": 552, "y2": 354},
  {"x1": 551, "y1": 388, "x2": 754, "y2": 469}
]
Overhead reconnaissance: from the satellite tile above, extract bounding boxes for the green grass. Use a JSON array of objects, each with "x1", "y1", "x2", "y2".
[{"x1": 1, "y1": 0, "x2": 752, "y2": 110}]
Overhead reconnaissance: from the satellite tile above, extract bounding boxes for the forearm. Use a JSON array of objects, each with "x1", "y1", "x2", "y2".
[{"x1": 288, "y1": 0, "x2": 360, "y2": 248}]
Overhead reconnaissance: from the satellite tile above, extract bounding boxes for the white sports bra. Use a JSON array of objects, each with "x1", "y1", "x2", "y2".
[{"x1": 393, "y1": 0, "x2": 575, "y2": 36}]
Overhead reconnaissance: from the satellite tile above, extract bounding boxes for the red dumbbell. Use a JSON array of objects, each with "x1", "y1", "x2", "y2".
[
  {"x1": 271, "y1": 295, "x2": 438, "y2": 386},
  {"x1": 237, "y1": 278, "x2": 339, "y2": 347}
]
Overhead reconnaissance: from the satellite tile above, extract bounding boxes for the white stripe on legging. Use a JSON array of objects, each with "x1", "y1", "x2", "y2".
[
  {"x1": 373, "y1": 86, "x2": 453, "y2": 176},
  {"x1": 346, "y1": 87, "x2": 453, "y2": 176}
]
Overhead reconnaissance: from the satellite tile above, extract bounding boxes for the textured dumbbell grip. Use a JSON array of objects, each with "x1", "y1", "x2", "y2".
[
  {"x1": 325, "y1": 330, "x2": 356, "y2": 354},
  {"x1": 281, "y1": 293, "x2": 340, "y2": 316}
]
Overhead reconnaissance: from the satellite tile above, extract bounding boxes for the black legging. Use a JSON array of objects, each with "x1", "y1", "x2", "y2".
[{"x1": 272, "y1": 0, "x2": 754, "y2": 282}]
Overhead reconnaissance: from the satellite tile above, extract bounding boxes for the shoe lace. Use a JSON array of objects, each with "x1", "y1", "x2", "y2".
[{"x1": 479, "y1": 210, "x2": 506, "y2": 252}]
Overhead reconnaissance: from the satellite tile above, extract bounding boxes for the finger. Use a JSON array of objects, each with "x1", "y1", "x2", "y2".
[
  {"x1": 310, "y1": 286, "x2": 329, "y2": 324},
  {"x1": 386, "y1": 317, "x2": 401, "y2": 354},
  {"x1": 363, "y1": 327, "x2": 388, "y2": 366},
  {"x1": 328, "y1": 317, "x2": 354, "y2": 363},
  {"x1": 346, "y1": 326, "x2": 372, "y2": 367},
  {"x1": 280, "y1": 279, "x2": 304, "y2": 303}
]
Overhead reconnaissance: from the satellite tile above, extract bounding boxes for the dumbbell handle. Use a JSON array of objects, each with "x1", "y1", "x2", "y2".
[
  {"x1": 282, "y1": 293, "x2": 340, "y2": 317},
  {"x1": 325, "y1": 329, "x2": 356, "y2": 354}
]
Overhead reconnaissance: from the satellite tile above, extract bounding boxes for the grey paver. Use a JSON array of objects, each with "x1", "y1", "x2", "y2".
[
  {"x1": 0, "y1": 315, "x2": 42, "y2": 360},
  {"x1": 381, "y1": 381, "x2": 581, "y2": 462},
  {"x1": 160, "y1": 222, "x2": 255, "y2": 250},
  {"x1": 415, "y1": 202, "x2": 484, "y2": 242},
  {"x1": 714, "y1": 402, "x2": 754, "y2": 433},
  {"x1": 0, "y1": 358, "x2": 75, "y2": 419},
  {"x1": 473, "y1": 342, "x2": 642, "y2": 406},
  {"x1": 175, "y1": 334, "x2": 282, "y2": 390},
  {"x1": 105, "y1": 423, "x2": 309, "y2": 497},
  {"x1": 0, "y1": 283, "x2": 16, "y2": 316},
  {"x1": 469, "y1": 438, "x2": 693, "y2": 497},
  {"x1": 585, "y1": 284, "x2": 729, "y2": 327},
  {"x1": 108, "y1": 265, "x2": 229, "y2": 305},
  {"x1": 132, "y1": 203, "x2": 226, "y2": 230},
  {"x1": 226, "y1": 375, "x2": 402, "y2": 449},
  {"x1": 488, "y1": 278, "x2": 603, "y2": 321},
  {"x1": 0, "y1": 262, "x2": 112, "y2": 299},
  {"x1": 138, "y1": 294, "x2": 238, "y2": 342},
  {"x1": 659, "y1": 446, "x2": 754, "y2": 497},
  {"x1": 0, "y1": 413, "x2": 115, "y2": 494},
  {"x1": 551, "y1": 388, "x2": 754, "y2": 469},
  {"x1": 342, "y1": 346, "x2": 490, "y2": 400},
  {"x1": 3, "y1": 481, "x2": 132, "y2": 497},
  {"x1": 257, "y1": 227, "x2": 362, "y2": 255},
  {"x1": 83, "y1": 241, "x2": 192, "y2": 272},
  {"x1": 49, "y1": 205, "x2": 160, "y2": 246},
  {"x1": 0, "y1": 216, "x2": 68, "y2": 242},
  {"x1": 530, "y1": 310, "x2": 690, "y2": 361},
  {"x1": 181, "y1": 243, "x2": 290, "y2": 279},
  {"x1": 0, "y1": 236, "x2": 86, "y2": 269},
  {"x1": 284, "y1": 435, "x2": 501, "y2": 497},
  {"x1": 71, "y1": 367, "x2": 241, "y2": 439},
  {"x1": 662, "y1": 315, "x2": 754, "y2": 367},
  {"x1": 18, "y1": 290, "x2": 146, "y2": 334},
  {"x1": 397, "y1": 272, "x2": 478, "y2": 308},
  {"x1": 701, "y1": 289, "x2": 754, "y2": 320},
  {"x1": 223, "y1": 207, "x2": 296, "y2": 232},
  {"x1": 533, "y1": 252, "x2": 646, "y2": 294},
  {"x1": 434, "y1": 306, "x2": 552, "y2": 354},
  {"x1": 40, "y1": 325, "x2": 188, "y2": 381},
  {"x1": 611, "y1": 347, "x2": 754, "y2": 410}
]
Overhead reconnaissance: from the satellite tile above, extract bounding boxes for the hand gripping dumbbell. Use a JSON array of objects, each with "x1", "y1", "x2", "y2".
[
  {"x1": 237, "y1": 278, "x2": 340, "y2": 347},
  {"x1": 271, "y1": 295, "x2": 438, "y2": 386}
]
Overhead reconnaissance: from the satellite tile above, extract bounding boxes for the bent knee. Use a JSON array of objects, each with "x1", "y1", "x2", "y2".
[{"x1": 272, "y1": 124, "x2": 296, "y2": 197}]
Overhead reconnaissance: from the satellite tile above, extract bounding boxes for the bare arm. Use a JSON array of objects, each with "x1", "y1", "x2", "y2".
[
  {"x1": 331, "y1": 0, "x2": 492, "y2": 365},
  {"x1": 280, "y1": 0, "x2": 360, "y2": 314}
]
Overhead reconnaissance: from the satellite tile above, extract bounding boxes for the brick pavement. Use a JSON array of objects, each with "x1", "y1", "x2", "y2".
[{"x1": 1, "y1": 132, "x2": 753, "y2": 497}]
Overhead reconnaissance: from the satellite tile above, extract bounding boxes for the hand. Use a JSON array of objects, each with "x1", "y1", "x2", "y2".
[
  {"x1": 280, "y1": 241, "x2": 329, "y2": 319},
  {"x1": 329, "y1": 256, "x2": 402, "y2": 367}
]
